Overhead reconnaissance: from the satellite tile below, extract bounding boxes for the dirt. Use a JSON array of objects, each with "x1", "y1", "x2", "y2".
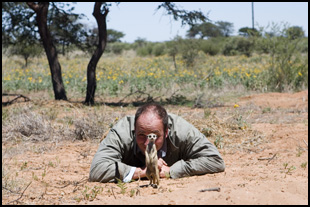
[{"x1": 2, "y1": 90, "x2": 308, "y2": 205}]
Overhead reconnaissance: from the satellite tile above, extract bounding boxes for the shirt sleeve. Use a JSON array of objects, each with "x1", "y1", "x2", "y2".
[
  {"x1": 89, "y1": 129, "x2": 133, "y2": 183},
  {"x1": 169, "y1": 119, "x2": 225, "y2": 179},
  {"x1": 123, "y1": 167, "x2": 136, "y2": 183}
]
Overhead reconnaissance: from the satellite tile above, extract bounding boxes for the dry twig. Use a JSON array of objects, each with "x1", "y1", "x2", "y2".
[
  {"x1": 6, "y1": 181, "x2": 32, "y2": 205},
  {"x1": 199, "y1": 187, "x2": 221, "y2": 192},
  {"x1": 258, "y1": 153, "x2": 277, "y2": 163},
  {"x1": 302, "y1": 139, "x2": 308, "y2": 148},
  {"x1": 2, "y1": 93, "x2": 31, "y2": 106}
]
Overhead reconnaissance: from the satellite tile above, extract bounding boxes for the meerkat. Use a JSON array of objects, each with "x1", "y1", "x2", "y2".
[{"x1": 145, "y1": 133, "x2": 160, "y2": 187}]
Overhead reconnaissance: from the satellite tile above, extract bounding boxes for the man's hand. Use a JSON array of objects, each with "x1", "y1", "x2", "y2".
[
  {"x1": 132, "y1": 158, "x2": 170, "y2": 180},
  {"x1": 132, "y1": 167, "x2": 146, "y2": 180},
  {"x1": 158, "y1": 158, "x2": 170, "y2": 178},
  {"x1": 159, "y1": 164, "x2": 170, "y2": 178},
  {"x1": 157, "y1": 158, "x2": 167, "y2": 170}
]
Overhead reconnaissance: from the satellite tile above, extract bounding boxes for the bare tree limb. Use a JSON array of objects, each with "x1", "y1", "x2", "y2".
[
  {"x1": 6, "y1": 181, "x2": 32, "y2": 205},
  {"x1": 2, "y1": 93, "x2": 31, "y2": 106}
]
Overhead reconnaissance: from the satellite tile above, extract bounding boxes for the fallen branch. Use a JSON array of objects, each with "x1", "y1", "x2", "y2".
[
  {"x1": 2, "y1": 93, "x2": 31, "y2": 106},
  {"x1": 117, "y1": 90, "x2": 157, "y2": 104},
  {"x1": 199, "y1": 187, "x2": 221, "y2": 192},
  {"x1": 6, "y1": 181, "x2": 32, "y2": 205},
  {"x1": 302, "y1": 139, "x2": 308, "y2": 148},
  {"x1": 258, "y1": 153, "x2": 277, "y2": 163},
  {"x1": 110, "y1": 186, "x2": 116, "y2": 199}
]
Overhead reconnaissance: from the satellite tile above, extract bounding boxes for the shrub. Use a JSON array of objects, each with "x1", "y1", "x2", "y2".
[
  {"x1": 136, "y1": 43, "x2": 154, "y2": 56},
  {"x1": 262, "y1": 36, "x2": 308, "y2": 91},
  {"x1": 222, "y1": 37, "x2": 254, "y2": 57},
  {"x1": 199, "y1": 39, "x2": 220, "y2": 56},
  {"x1": 152, "y1": 43, "x2": 166, "y2": 56}
]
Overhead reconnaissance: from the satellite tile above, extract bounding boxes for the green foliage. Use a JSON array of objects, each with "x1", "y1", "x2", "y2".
[
  {"x1": 259, "y1": 25, "x2": 308, "y2": 92},
  {"x1": 187, "y1": 22, "x2": 222, "y2": 39},
  {"x1": 199, "y1": 39, "x2": 221, "y2": 56},
  {"x1": 178, "y1": 38, "x2": 200, "y2": 67},
  {"x1": 136, "y1": 42, "x2": 154, "y2": 56},
  {"x1": 222, "y1": 37, "x2": 254, "y2": 57},
  {"x1": 107, "y1": 29, "x2": 125, "y2": 43},
  {"x1": 106, "y1": 42, "x2": 130, "y2": 55},
  {"x1": 152, "y1": 43, "x2": 166, "y2": 57},
  {"x1": 216, "y1": 21, "x2": 234, "y2": 37},
  {"x1": 285, "y1": 26, "x2": 305, "y2": 40},
  {"x1": 238, "y1": 27, "x2": 261, "y2": 37},
  {"x1": 214, "y1": 135, "x2": 223, "y2": 149},
  {"x1": 301, "y1": 162, "x2": 307, "y2": 169},
  {"x1": 81, "y1": 185, "x2": 103, "y2": 201},
  {"x1": 2, "y1": 30, "x2": 308, "y2": 101},
  {"x1": 156, "y1": 2, "x2": 207, "y2": 26},
  {"x1": 9, "y1": 41, "x2": 43, "y2": 68},
  {"x1": 116, "y1": 178, "x2": 127, "y2": 194}
]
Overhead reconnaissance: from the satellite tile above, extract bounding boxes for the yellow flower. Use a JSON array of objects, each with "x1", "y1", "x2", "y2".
[
  {"x1": 298, "y1": 72, "x2": 302, "y2": 76},
  {"x1": 119, "y1": 80, "x2": 124, "y2": 84},
  {"x1": 234, "y1": 104, "x2": 239, "y2": 108}
]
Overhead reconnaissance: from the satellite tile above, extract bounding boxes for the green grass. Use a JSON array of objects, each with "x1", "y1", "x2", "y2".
[{"x1": 2, "y1": 50, "x2": 308, "y2": 102}]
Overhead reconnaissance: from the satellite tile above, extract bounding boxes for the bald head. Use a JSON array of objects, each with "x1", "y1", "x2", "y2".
[
  {"x1": 134, "y1": 102, "x2": 168, "y2": 132},
  {"x1": 134, "y1": 102, "x2": 169, "y2": 153}
]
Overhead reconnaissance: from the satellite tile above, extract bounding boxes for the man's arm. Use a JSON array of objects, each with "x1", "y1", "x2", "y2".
[
  {"x1": 89, "y1": 129, "x2": 133, "y2": 183},
  {"x1": 169, "y1": 123, "x2": 225, "y2": 179}
]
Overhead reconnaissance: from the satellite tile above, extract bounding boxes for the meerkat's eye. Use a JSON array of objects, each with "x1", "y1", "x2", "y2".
[{"x1": 147, "y1": 133, "x2": 157, "y2": 139}]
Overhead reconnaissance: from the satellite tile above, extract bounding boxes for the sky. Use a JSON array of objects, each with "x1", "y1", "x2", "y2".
[{"x1": 72, "y1": 2, "x2": 308, "y2": 43}]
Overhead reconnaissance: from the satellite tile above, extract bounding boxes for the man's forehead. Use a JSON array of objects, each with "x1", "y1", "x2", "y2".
[
  {"x1": 139, "y1": 111, "x2": 160, "y2": 119},
  {"x1": 136, "y1": 129, "x2": 161, "y2": 134}
]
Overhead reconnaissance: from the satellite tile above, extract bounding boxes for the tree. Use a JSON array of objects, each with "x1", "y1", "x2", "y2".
[
  {"x1": 187, "y1": 22, "x2": 222, "y2": 39},
  {"x1": 216, "y1": 21, "x2": 234, "y2": 37},
  {"x1": 84, "y1": 2, "x2": 208, "y2": 105},
  {"x1": 3, "y1": 2, "x2": 88, "y2": 100},
  {"x1": 27, "y1": 2, "x2": 67, "y2": 100},
  {"x1": 156, "y1": 2, "x2": 208, "y2": 26},
  {"x1": 9, "y1": 37, "x2": 43, "y2": 68},
  {"x1": 48, "y1": 5, "x2": 88, "y2": 56},
  {"x1": 4, "y1": 2, "x2": 208, "y2": 104},
  {"x1": 186, "y1": 21, "x2": 233, "y2": 39},
  {"x1": 107, "y1": 29, "x2": 125, "y2": 43},
  {"x1": 238, "y1": 27, "x2": 260, "y2": 37},
  {"x1": 285, "y1": 26, "x2": 304, "y2": 40},
  {"x1": 84, "y1": 2, "x2": 109, "y2": 105}
]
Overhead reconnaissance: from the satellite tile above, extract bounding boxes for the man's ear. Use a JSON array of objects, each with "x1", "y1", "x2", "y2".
[{"x1": 164, "y1": 128, "x2": 169, "y2": 138}]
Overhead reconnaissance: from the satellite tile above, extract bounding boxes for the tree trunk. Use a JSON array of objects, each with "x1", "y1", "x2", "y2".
[
  {"x1": 27, "y1": 2, "x2": 67, "y2": 100},
  {"x1": 84, "y1": 3, "x2": 109, "y2": 105}
]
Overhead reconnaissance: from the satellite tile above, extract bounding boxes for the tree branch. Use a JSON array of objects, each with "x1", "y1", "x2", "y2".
[{"x1": 26, "y1": 2, "x2": 40, "y2": 12}]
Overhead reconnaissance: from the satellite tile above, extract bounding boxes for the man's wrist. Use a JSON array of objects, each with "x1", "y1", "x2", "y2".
[
  {"x1": 123, "y1": 167, "x2": 136, "y2": 183},
  {"x1": 132, "y1": 167, "x2": 146, "y2": 180}
]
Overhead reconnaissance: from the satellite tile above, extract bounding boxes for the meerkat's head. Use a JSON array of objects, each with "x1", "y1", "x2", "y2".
[{"x1": 147, "y1": 133, "x2": 157, "y2": 143}]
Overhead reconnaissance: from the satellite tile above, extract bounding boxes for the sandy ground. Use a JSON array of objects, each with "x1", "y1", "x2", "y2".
[{"x1": 2, "y1": 90, "x2": 308, "y2": 205}]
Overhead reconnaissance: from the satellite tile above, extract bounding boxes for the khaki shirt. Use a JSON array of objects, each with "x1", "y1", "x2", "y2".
[{"x1": 89, "y1": 113, "x2": 225, "y2": 183}]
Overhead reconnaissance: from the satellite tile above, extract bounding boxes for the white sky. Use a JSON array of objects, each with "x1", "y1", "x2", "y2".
[{"x1": 72, "y1": 2, "x2": 308, "y2": 43}]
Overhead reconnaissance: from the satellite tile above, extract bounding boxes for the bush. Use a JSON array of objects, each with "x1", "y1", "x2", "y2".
[
  {"x1": 152, "y1": 43, "x2": 166, "y2": 56},
  {"x1": 199, "y1": 39, "x2": 220, "y2": 56},
  {"x1": 136, "y1": 43, "x2": 154, "y2": 56},
  {"x1": 222, "y1": 37, "x2": 254, "y2": 57},
  {"x1": 262, "y1": 36, "x2": 308, "y2": 91},
  {"x1": 178, "y1": 39, "x2": 200, "y2": 67}
]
